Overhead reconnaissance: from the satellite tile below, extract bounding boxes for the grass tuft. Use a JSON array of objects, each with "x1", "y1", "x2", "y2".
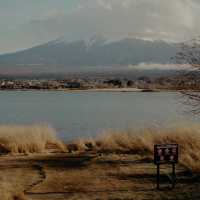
[
  {"x1": 0, "y1": 124, "x2": 67, "y2": 154},
  {"x1": 72, "y1": 123, "x2": 200, "y2": 173}
]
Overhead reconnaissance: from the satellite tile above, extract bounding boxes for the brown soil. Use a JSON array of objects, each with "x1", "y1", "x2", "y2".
[{"x1": 0, "y1": 153, "x2": 199, "y2": 200}]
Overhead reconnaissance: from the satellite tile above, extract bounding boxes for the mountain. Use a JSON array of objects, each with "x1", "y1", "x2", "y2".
[{"x1": 0, "y1": 38, "x2": 177, "y2": 67}]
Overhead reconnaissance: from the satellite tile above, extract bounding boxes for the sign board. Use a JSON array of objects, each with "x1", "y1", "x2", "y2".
[
  {"x1": 154, "y1": 144, "x2": 178, "y2": 189},
  {"x1": 154, "y1": 144, "x2": 178, "y2": 165}
]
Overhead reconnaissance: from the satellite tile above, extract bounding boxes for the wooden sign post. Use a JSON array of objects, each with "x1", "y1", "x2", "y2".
[{"x1": 154, "y1": 144, "x2": 178, "y2": 190}]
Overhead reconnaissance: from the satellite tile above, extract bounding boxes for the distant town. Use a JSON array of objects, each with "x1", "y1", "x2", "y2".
[{"x1": 0, "y1": 73, "x2": 198, "y2": 91}]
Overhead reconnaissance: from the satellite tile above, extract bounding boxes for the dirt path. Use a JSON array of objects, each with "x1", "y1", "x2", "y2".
[
  {"x1": 24, "y1": 164, "x2": 46, "y2": 194},
  {"x1": 0, "y1": 154, "x2": 200, "y2": 200}
]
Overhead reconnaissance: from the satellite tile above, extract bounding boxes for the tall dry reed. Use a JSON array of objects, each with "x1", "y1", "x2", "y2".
[
  {"x1": 74, "y1": 123, "x2": 200, "y2": 172},
  {"x1": 0, "y1": 124, "x2": 66, "y2": 154}
]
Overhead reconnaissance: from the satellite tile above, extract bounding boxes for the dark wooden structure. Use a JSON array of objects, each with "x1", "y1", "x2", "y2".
[{"x1": 154, "y1": 144, "x2": 178, "y2": 189}]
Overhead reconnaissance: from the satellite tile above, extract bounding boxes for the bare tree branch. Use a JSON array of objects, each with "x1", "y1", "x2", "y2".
[{"x1": 175, "y1": 36, "x2": 200, "y2": 114}]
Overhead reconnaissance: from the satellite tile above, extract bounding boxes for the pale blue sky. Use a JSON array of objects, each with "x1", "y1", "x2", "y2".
[{"x1": 0, "y1": 0, "x2": 200, "y2": 53}]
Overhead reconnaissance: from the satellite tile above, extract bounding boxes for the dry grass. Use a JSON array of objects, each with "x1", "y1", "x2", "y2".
[
  {"x1": 72, "y1": 123, "x2": 200, "y2": 173},
  {"x1": 0, "y1": 176, "x2": 28, "y2": 200},
  {"x1": 0, "y1": 124, "x2": 66, "y2": 154},
  {"x1": 1, "y1": 123, "x2": 200, "y2": 173}
]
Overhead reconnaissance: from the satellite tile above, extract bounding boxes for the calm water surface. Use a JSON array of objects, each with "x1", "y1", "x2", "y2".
[{"x1": 0, "y1": 91, "x2": 197, "y2": 140}]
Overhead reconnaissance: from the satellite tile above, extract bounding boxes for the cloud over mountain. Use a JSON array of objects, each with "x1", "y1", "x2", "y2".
[{"x1": 0, "y1": 0, "x2": 200, "y2": 53}]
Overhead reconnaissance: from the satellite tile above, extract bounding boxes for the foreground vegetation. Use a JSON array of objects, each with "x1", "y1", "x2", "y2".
[
  {"x1": 1, "y1": 124, "x2": 200, "y2": 199},
  {"x1": 70, "y1": 124, "x2": 200, "y2": 173},
  {"x1": 0, "y1": 124, "x2": 66, "y2": 154},
  {"x1": 0, "y1": 124, "x2": 200, "y2": 172}
]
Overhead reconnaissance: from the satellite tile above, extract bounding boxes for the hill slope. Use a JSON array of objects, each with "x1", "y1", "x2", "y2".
[{"x1": 0, "y1": 38, "x2": 177, "y2": 67}]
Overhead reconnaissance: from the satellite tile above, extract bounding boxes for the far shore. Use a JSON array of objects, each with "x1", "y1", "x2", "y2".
[{"x1": 0, "y1": 87, "x2": 188, "y2": 92}]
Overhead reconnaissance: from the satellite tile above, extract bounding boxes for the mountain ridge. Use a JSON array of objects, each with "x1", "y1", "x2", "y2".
[{"x1": 0, "y1": 37, "x2": 178, "y2": 67}]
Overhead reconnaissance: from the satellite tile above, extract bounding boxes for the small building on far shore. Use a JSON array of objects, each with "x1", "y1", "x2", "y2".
[{"x1": 63, "y1": 82, "x2": 81, "y2": 89}]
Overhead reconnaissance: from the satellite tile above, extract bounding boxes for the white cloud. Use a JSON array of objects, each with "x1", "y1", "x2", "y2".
[
  {"x1": 1, "y1": 0, "x2": 200, "y2": 53},
  {"x1": 28, "y1": 0, "x2": 200, "y2": 42},
  {"x1": 129, "y1": 63, "x2": 192, "y2": 70},
  {"x1": 97, "y1": 0, "x2": 112, "y2": 10}
]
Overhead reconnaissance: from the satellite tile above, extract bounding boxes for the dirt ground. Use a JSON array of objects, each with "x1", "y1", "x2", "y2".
[{"x1": 0, "y1": 153, "x2": 200, "y2": 200}]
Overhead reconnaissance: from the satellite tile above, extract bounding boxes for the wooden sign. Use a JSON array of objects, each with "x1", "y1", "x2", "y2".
[
  {"x1": 154, "y1": 144, "x2": 178, "y2": 189},
  {"x1": 154, "y1": 144, "x2": 178, "y2": 165}
]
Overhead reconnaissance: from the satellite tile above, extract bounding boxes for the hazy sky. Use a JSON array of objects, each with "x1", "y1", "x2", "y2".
[{"x1": 1, "y1": 0, "x2": 200, "y2": 53}]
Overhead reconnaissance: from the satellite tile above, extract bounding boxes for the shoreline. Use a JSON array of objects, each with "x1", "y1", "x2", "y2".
[{"x1": 0, "y1": 88, "x2": 188, "y2": 92}]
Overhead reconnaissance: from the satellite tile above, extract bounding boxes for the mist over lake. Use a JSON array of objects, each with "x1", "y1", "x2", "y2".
[{"x1": 0, "y1": 91, "x2": 197, "y2": 140}]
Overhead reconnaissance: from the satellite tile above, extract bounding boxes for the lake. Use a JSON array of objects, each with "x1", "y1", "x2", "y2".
[{"x1": 0, "y1": 91, "x2": 197, "y2": 140}]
